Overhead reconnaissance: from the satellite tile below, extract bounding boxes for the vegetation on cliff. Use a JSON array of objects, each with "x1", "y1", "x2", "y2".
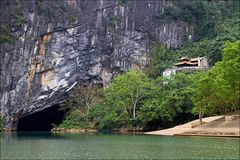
[
  {"x1": 162, "y1": 0, "x2": 239, "y2": 41},
  {"x1": 0, "y1": 118, "x2": 4, "y2": 130},
  {"x1": 57, "y1": 40, "x2": 239, "y2": 131},
  {"x1": 52, "y1": 0, "x2": 240, "y2": 131},
  {"x1": 55, "y1": 0, "x2": 240, "y2": 130}
]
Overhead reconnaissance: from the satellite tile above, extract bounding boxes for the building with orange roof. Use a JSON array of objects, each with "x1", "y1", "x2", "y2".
[{"x1": 163, "y1": 56, "x2": 209, "y2": 78}]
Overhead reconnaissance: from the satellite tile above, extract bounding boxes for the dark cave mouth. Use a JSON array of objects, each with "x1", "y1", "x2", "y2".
[{"x1": 17, "y1": 105, "x2": 66, "y2": 131}]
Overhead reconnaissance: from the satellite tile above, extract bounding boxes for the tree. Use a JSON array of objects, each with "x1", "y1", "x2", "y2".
[
  {"x1": 190, "y1": 72, "x2": 216, "y2": 124},
  {"x1": 138, "y1": 72, "x2": 193, "y2": 128},
  {"x1": 59, "y1": 83, "x2": 103, "y2": 129},
  {"x1": 190, "y1": 41, "x2": 240, "y2": 123},
  {"x1": 144, "y1": 43, "x2": 178, "y2": 78},
  {"x1": 105, "y1": 70, "x2": 153, "y2": 128},
  {"x1": 214, "y1": 41, "x2": 240, "y2": 110}
]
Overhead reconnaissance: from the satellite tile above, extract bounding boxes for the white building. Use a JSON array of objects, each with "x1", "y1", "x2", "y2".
[{"x1": 163, "y1": 56, "x2": 209, "y2": 78}]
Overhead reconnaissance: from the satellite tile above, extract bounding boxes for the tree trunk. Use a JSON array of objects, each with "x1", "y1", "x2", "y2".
[
  {"x1": 86, "y1": 103, "x2": 89, "y2": 120},
  {"x1": 199, "y1": 106, "x2": 204, "y2": 125},
  {"x1": 133, "y1": 105, "x2": 136, "y2": 119},
  {"x1": 199, "y1": 113, "x2": 203, "y2": 125}
]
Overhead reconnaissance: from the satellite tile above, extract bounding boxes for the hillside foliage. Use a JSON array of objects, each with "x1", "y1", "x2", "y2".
[{"x1": 56, "y1": 0, "x2": 240, "y2": 131}]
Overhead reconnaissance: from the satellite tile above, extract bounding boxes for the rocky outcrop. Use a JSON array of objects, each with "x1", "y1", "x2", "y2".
[{"x1": 0, "y1": 0, "x2": 193, "y2": 129}]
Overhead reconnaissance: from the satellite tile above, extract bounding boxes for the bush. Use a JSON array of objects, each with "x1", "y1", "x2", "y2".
[
  {"x1": 57, "y1": 109, "x2": 88, "y2": 129},
  {"x1": 0, "y1": 35, "x2": 14, "y2": 43},
  {"x1": 15, "y1": 14, "x2": 24, "y2": 28},
  {"x1": 36, "y1": 1, "x2": 49, "y2": 13},
  {"x1": 0, "y1": 25, "x2": 14, "y2": 44},
  {"x1": 96, "y1": 113, "x2": 121, "y2": 130}
]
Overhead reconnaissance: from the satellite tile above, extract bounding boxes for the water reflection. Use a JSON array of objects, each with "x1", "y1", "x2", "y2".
[{"x1": 1, "y1": 132, "x2": 239, "y2": 159}]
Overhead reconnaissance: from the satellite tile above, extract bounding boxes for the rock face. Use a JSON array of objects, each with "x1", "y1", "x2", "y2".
[{"x1": 0, "y1": 0, "x2": 193, "y2": 129}]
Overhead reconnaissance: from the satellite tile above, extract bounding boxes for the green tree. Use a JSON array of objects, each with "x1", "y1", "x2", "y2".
[
  {"x1": 214, "y1": 41, "x2": 240, "y2": 110},
  {"x1": 190, "y1": 41, "x2": 240, "y2": 123},
  {"x1": 145, "y1": 43, "x2": 178, "y2": 78},
  {"x1": 104, "y1": 70, "x2": 154, "y2": 128},
  {"x1": 138, "y1": 72, "x2": 193, "y2": 128},
  {"x1": 58, "y1": 84, "x2": 103, "y2": 129},
  {"x1": 90, "y1": 70, "x2": 154, "y2": 130},
  {"x1": 190, "y1": 72, "x2": 216, "y2": 124}
]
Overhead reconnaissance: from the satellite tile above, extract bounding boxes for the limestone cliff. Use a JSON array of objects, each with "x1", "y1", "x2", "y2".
[{"x1": 0, "y1": 0, "x2": 193, "y2": 129}]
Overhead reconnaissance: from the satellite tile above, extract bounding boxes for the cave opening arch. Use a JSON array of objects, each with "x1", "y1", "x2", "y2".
[{"x1": 17, "y1": 105, "x2": 67, "y2": 131}]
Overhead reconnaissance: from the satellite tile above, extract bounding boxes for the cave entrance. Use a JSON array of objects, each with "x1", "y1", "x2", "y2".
[{"x1": 17, "y1": 105, "x2": 66, "y2": 131}]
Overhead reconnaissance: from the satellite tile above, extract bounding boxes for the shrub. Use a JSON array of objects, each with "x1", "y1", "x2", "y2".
[
  {"x1": 57, "y1": 109, "x2": 88, "y2": 129},
  {"x1": 0, "y1": 35, "x2": 14, "y2": 43}
]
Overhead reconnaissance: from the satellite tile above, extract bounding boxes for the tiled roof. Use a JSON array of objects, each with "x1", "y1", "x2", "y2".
[
  {"x1": 174, "y1": 61, "x2": 198, "y2": 66},
  {"x1": 179, "y1": 57, "x2": 190, "y2": 61},
  {"x1": 190, "y1": 57, "x2": 204, "y2": 61}
]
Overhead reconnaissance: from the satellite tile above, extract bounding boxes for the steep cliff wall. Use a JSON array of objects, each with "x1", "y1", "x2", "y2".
[{"x1": 0, "y1": 0, "x2": 193, "y2": 129}]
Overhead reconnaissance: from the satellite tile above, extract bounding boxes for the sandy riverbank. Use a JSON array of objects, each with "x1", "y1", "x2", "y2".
[{"x1": 145, "y1": 115, "x2": 240, "y2": 137}]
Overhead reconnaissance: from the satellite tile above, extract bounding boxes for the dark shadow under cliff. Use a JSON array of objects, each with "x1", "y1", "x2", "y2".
[{"x1": 17, "y1": 105, "x2": 66, "y2": 131}]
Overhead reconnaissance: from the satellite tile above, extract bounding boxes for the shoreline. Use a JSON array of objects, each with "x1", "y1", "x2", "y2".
[
  {"x1": 51, "y1": 128, "x2": 144, "y2": 134},
  {"x1": 1, "y1": 130, "x2": 239, "y2": 138},
  {"x1": 145, "y1": 115, "x2": 240, "y2": 138},
  {"x1": 174, "y1": 134, "x2": 240, "y2": 138},
  {"x1": 51, "y1": 128, "x2": 98, "y2": 133}
]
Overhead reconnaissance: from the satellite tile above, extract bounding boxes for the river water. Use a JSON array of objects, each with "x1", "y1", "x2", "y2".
[{"x1": 1, "y1": 132, "x2": 239, "y2": 159}]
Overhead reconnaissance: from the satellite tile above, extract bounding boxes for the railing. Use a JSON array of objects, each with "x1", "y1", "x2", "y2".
[{"x1": 175, "y1": 66, "x2": 209, "y2": 71}]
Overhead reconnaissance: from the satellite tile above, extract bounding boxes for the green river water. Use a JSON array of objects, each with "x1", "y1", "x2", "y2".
[{"x1": 0, "y1": 132, "x2": 239, "y2": 159}]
